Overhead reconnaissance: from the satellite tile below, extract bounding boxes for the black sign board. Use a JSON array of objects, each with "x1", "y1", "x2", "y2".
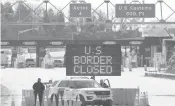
[{"x1": 66, "y1": 44, "x2": 121, "y2": 76}]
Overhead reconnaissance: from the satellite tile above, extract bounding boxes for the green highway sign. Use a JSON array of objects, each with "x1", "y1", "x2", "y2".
[
  {"x1": 115, "y1": 4, "x2": 155, "y2": 18},
  {"x1": 70, "y1": 3, "x2": 91, "y2": 18}
]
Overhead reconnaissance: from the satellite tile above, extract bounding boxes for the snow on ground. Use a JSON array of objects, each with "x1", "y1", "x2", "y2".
[{"x1": 1, "y1": 68, "x2": 175, "y2": 106}]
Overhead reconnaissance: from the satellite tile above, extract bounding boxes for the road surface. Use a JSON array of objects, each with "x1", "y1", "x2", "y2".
[{"x1": 1, "y1": 68, "x2": 175, "y2": 106}]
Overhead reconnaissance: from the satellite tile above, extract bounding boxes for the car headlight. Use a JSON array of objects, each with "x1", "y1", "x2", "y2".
[
  {"x1": 110, "y1": 91, "x2": 113, "y2": 96},
  {"x1": 85, "y1": 91, "x2": 94, "y2": 94},
  {"x1": 110, "y1": 91, "x2": 112, "y2": 94}
]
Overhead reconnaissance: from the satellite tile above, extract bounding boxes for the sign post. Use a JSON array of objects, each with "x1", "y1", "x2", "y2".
[
  {"x1": 65, "y1": 44, "x2": 121, "y2": 76},
  {"x1": 115, "y1": 4, "x2": 155, "y2": 18},
  {"x1": 70, "y1": 3, "x2": 91, "y2": 18}
]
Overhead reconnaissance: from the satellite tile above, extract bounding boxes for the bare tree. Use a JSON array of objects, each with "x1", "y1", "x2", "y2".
[{"x1": 1, "y1": 2, "x2": 14, "y2": 38}]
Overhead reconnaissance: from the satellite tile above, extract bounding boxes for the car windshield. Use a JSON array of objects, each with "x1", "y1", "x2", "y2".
[
  {"x1": 51, "y1": 81, "x2": 59, "y2": 87},
  {"x1": 74, "y1": 80, "x2": 101, "y2": 88}
]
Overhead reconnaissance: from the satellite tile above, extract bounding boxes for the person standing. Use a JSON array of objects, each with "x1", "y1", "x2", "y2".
[
  {"x1": 90, "y1": 76, "x2": 95, "y2": 80},
  {"x1": 39, "y1": 47, "x2": 46, "y2": 67},
  {"x1": 33, "y1": 78, "x2": 45, "y2": 106},
  {"x1": 100, "y1": 80, "x2": 108, "y2": 88},
  {"x1": 1, "y1": 51, "x2": 8, "y2": 68}
]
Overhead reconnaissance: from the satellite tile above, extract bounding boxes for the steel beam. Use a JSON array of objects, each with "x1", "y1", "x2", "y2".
[{"x1": 2, "y1": 21, "x2": 175, "y2": 25}]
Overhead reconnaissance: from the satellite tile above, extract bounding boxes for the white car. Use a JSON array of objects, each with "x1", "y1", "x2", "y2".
[{"x1": 48, "y1": 77, "x2": 113, "y2": 106}]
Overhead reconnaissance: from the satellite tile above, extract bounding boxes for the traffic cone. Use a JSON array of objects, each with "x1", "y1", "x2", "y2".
[
  {"x1": 70, "y1": 99, "x2": 74, "y2": 106},
  {"x1": 129, "y1": 64, "x2": 132, "y2": 71},
  {"x1": 139, "y1": 92, "x2": 144, "y2": 106},
  {"x1": 11, "y1": 95, "x2": 15, "y2": 106},
  {"x1": 58, "y1": 94, "x2": 62, "y2": 106},
  {"x1": 52, "y1": 95, "x2": 56, "y2": 106},
  {"x1": 75, "y1": 95, "x2": 81, "y2": 106},
  {"x1": 144, "y1": 92, "x2": 150, "y2": 106},
  {"x1": 36, "y1": 97, "x2": 39, "y2": 106},
  {"x1": 21, "y1": 96, "x2": 26, "y2": 106},
  {"x1": 61, "y1": 95, "x2": 64, "y2": 106},
  {"x1": 44, "y1": 96, "x2": 47, "y2": 106},
  {"x1": 145, "y1": 65, "x2": 148, "y2": 76},
  {"x1": 144, "y1": 65, "x2": 147, "y2": 71},
  {"x1": 134, "y1": 92, "x2": 139, "y2": 106},
  {"x1": 47, "y1": 97, "x2": 52, "y2": 106},
  {"x1": 66, "y1": 99, "x2": 69, "y2": 106},
  {"x1": 63, "y1": 96, "x2": 68, "y2": 106}
]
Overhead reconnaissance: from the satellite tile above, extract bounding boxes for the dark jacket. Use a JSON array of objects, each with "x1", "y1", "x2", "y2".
[
  {"x1": 100, "y1": 82, "x2": 109, "y2": 88},
  {"x1": 33, "y1": 82, "x2": 45, "y2": 93}
]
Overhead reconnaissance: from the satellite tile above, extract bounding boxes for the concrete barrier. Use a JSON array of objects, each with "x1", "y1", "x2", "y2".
[
  {"x1": 22, "y1": 88, "x2": 142, "y2": 106},
  {"x1": 139, "y1": 92, "x2": 150, "y2": 106},
  {"x1": 111, "y1": 88, "x2": 139, "y2": 106},
  {"x1": 22, "y1": 90, "x2": 49, "y2": 106},
  {"x1": 145, "y1": 71, "x2": 175, "y2": 79},
  {"x1": 11, "y1": 95, "x2": 15, "y2": 106}
]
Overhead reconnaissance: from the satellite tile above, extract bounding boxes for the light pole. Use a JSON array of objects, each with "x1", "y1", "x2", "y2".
[
  {"x1": 157, "y1": 0, "x2": 164, "y2": 21},
  {"x1": 131, "y1": 0, "x2": 140, "y2": 3},
  {"x1": 79, "y1": 0, "x2": 85, "y2": 3},
  {"x1": 71, "y1": 0, "x2": 77, "y2": 3},
  {"x1": 43, "y1": 0, "x2": 49, "y2": 22},
  {"x1": 104, "y1": 0, "x2": 110, "y2": 20}
]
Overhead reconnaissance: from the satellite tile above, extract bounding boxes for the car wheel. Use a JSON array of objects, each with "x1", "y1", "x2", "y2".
[{"x1": 103, "y1": 100, "x2": 112, "y2": 106}]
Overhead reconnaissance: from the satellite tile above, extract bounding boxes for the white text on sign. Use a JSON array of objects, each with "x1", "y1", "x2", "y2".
[
  {"x1": 117, "y1": 6, "x2": 152, "y2": 11},
  {"x1": 115, "y1": 4, "x2": 155, "y2": 18},
  {"x1": 74, "y1": 65, "x2": 112, "y2": 74},
  {"x1": 72, "y1": 6, "x2": 89, "y2": 11},
  {"x1": 73, "y1": 46, "x2": 113, "y2": 75}
]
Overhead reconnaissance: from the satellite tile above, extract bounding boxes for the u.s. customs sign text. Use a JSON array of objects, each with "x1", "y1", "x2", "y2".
[
  {"x1": 66, "y1": 44, "x2": 121, "y2": 76},
  {"x1": 115, "y1": 4, "x2": 155, "y2": 18}
]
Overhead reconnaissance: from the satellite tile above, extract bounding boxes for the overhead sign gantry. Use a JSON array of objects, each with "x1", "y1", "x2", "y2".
[
  {"x1": 2, "y1": 0, "x2": 175, "y2": 25},
  {"x1": 1, "y1": 0, "x2": 175, "y2": 69}
]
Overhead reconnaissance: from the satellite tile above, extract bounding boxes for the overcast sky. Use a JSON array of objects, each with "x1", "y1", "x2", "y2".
[{"x1": 2, "y1": 0, "x2": 175, "y2": 21}]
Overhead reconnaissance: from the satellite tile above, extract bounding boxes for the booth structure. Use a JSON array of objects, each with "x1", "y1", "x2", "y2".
[
  {"x1": 1, "y1": 26, "x2": 174, "y2": 68},
  {"x1": 140, "y1": 36, "x2": 172, "y2": 67},
  {"x1": 1, "y1": 37, "x2": 171, "y2": 68},
  {"x1": 1, "y1": 39, "x2": 144, "y2": 68},
  {"x1": 162, "y1": 39, "x2": 175, "y2": 62}
]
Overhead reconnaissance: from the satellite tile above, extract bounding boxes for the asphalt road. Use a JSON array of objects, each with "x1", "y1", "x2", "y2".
[{"x1": 1, "y1": 68, "x2": 175, "y2": 106}]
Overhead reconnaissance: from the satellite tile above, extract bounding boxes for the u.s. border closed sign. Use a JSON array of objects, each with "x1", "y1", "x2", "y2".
[
  {"x1": 65, "y1": 44, "x2": 121, "y2": 76},
  {"x1": 70, "y1": 3, "x2": 91, "y2": 18}
]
